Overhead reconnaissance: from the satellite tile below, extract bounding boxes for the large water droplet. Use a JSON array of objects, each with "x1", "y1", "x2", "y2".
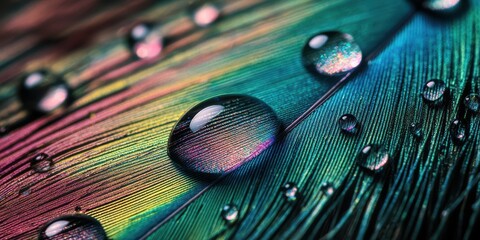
[
  {"x1": 450, "y1": 119, "x2": 467, "y2": 145},
  {"x1": 302, "y1": 31, "x2": 362, "y2": 76},
  {"x1": 38, "y1": 214, "x2": 107, "y2": 240},
  {"x1": 417, "y1": 0, "x2": 461, "y2": 12},
  {"x1": 320, "y1": 182, "x2": 335, "y2": 196},
  {"x1": 18, "y1": 70, "x2": 71, "y2": 114},
  {"x1": 281, "y1": 182, "x2": 299, "y2": 202},
  {"x1": 422, "y1": 79, "x2": 447, "y2": 105},
  {"x1": 464, "y1": 93, "x2": 479, "y2": 113},
  {"x1": 168, "y1": 95, "x2": 281, "y2": 175},
  {"x1": 221, "y1": 204, "x2": 239, "y2": 224},
  {"x1": 356, "y1": 144, "x2": 389, "y2": 173},
  {"x1": 127, "y1": 22, "x2": 163, "y2": 59},
  {"x1": 30, "y1": 153, "x2": 53, "y2": 173},
  {"x1": 338, "y1": 114, "x2": 360, "y2": 135},
  {"x1": 190, "y1": 2, "x2": 221, "y2": 27},
  {"x1": 409, "y1": 122, "x2": 423, "y2": 139}
]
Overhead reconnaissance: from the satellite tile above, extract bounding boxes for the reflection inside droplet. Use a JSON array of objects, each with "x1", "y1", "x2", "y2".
[
  {"x1": 193, "y1": 3, "x2": 220, "y2": 27},
  {"x1": 189, "y1": 105, "x2": 225, "y2": 133}
]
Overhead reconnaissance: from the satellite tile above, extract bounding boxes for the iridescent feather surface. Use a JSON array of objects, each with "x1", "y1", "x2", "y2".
[{"x1": 0, "y1": 0, "x2": 479, "y2": 239}]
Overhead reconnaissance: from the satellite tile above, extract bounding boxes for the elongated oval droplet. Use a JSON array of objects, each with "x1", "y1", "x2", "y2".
[
  {"x1": 281, "y1": 182, "x2": 299, "y2": 202},
  {"x1": 30, "y1": 153, "x2": 53, "y2": 173},
  {"x1": 356, "y1": 144, "x2": 389, "y2": 173},
  {"x1": 168, "y1": 95, "x2": 281, "y2": 175},
  {"x1": 464, "y1": 94, "x2": 479, "y2": 113},
  {"x1": 127, "y1": 22, "x2": 163, "y2": 59},
  {"x1": 221, "y1": 204, "x2": 239, "y2": 224},
  {"x1": 38, "y1": 214, "x2": 107, "y2": 240},
  {"x1": 422, "y1": 79, "x2": 447, "y2": 106},
  {"x1": 409, "y1": 122, "x2": 423, "y2": 139},
  {"x1": 190, "y1": 2, "x2": 221, "y2": 27},
  {"x1": 18, "y1": 70, "x2": 71, "y2": 114},
  {"x1": 302, "y1": 31, "x2": 362, "y2": 76},
  {"x1": 338, "y1": 114, "x2": 360, "y2": 135},
  {"x1": 450, "y1": 119, "x2": 467, "y2": 145}
]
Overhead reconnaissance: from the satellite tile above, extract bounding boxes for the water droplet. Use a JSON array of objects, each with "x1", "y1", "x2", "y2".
[
  {"x1": 127, "y1": 22, "x2": 163, "y2": 59},
  {"x1": 302, "y1": 31, "x2": 362, "y2": 76},
  {"x1": 450, "y1": 119, "x2": 467, "y2": 145},
  {"x1": 38, "y1": 214, "x2": 107, "y2": 240},
  {"x1": 221, "y1": 204, "x2": 239, "y2": 224},
  {"x1": 19, "y1": 186, "x2": 31, "y2": 196},
  {"x1": 30, "y1": 153, "x2": 53, "y2": 173},
  {"x1": 18, "y1": 70, "x2": 71, "y2": 114},
  {"x1": 422, "y1": 79, "x2": 447, "y2": 105},
  {"x1": 281, "y1": 182, "x2": 299, "y2": 202},
  {"x1": 409, "y1": 122, "x2": 423, "y2": 139},
  {"x1": 190, "y1": 2, "x2": 220, "y2": 27},
  {"x1": 320, "y1": 182, "x2": 335, "y2": 196},
  {"x1": 168, "y1": 95, "x2": 281, "y2": 175},
  {"x1": 75, "y1": 206, "x2": 83, "y2": 213},
  {"x1": 356, "y1": 144, "x2": 389, "y2": 173},
  {"x1": 338, "y1": 114, "x2": 360, "y2": 135},
  {"x1": 464, "y1": 93, "x2": 479, "y2": 113},
  {"x1": 417, "y1": 0, "x2": 461, "y2": 12}
]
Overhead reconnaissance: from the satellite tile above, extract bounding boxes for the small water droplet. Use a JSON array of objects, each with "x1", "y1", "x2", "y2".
[
  {"x1": 409, "y1": 122, "x2": 423, "y2": 139},
  {"x1": 18, "y1": 70, "x2": 71, "y2": 114},
  {"x1": 356, "y1": 144, "x2": 389, "y2": 173},
  {"x1": 0, "y1": 126, "x2": 7, "y2": 136},
  {"x1": 422, "y1": 79, "x2": 447, "y2": 106},
  {"x1": 450, "y1": 119, "x2": 467, "y2": 145},
  {"x1": 281, "y1": 182, "x2": 299, "y2": 202},
  {"x1": 38, "y1": 214, "x2": 107, "y2": 240},
  {"x1": 221, "y1": 204, "x2": 239, "y2": 224},
  {"x1": 19, "y1": 186, "x2": 31, "y2": 196},
  {"x1": 302, "y1": 31, "x2": 362, "y2": 76},
  {"x1": 190, "y1": 2, "x2": 220, "y2": 27},
  {"x1": 338, "y1": 114, "x2": 360, "y2": 135},
  {"x1": 127, "y1": 22, "x2": 163, "y2": 59},
  {"x1": 464, "y1": 93, "x2": 479, "y2": 113},
  {"x1": 75, "y1": 206, "x2": 83, "y2": 213},
  {"x1": 320, "y1": 182, "x2": 335, "y2": 196},
  {"x1": 168, "y1": 95, "x2": 281, "y2": 175},
  {"x1": 30, "y1": 153, "x2": 53, "y2": 173}
]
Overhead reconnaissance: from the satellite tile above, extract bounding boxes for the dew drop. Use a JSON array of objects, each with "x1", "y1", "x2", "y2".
[
  {"x1": 75, "y1": 206, "x2": 83, "y2": 213},
  {"x1": 38, "y1": 214, "x2": 107, "y2": 240},
  {"x1": 320, "y1": 182, "x2": 335, "y2": 196},
  {"x1": 409, "y1": 122, "x2": 423, "y2": 139},
  {"x1": 417, "y1": 0, "x2": 461, "y2": 12},
  {"x1": 190, "y1": 2, "x2": 220, "y2": 27},
  {"x1": 422, "y1": 79, "x2": 447, "y2": 105},
  {"x1": 30, "y1": 153, "x2": 53, "y2": 173},
  {"x1": 281, "y1": 182, "x2": 299, "y2": 202},
  {"x1": 302, "y1": 31, "x2": 362, "y2": 76},
  {"x1": 450, "y1": 119, "x2": 467, "y2": 145},
  {"x1": 338, "y1": 114, "x2": 360, "y2": 135},
  {"x1": 221, "y1": 204, "x2": 239, "y2": 224},
  {"x1": 127, "y1": 22, "x2": 163, "y2": 59},
  {"x1": 19, "y1": 186, "x2": 31, "y2": 196},
  {"x1": 356, "y1": 144, "x2": 389, "y2": 173},
  {"x1": 464, "y1": 93, "x2": 479, "y2": 113},
  {"x1": 18, "y1": 70, "x2": 71, "y2": 114},
  {"x1": 168, "y1": 95, "x2": 281, "y2": 175}
]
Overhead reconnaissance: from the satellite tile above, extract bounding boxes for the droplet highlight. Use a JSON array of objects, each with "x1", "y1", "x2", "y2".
[
  {"x1": 127, "y1": 22, "x2": 163, "y2": 59},
  {"x1": 464, "y1": 93, "x2": 479, "y2": 113},
  {"x1": 221, "y1": 204, "x2": 239, "y2": 224},
  {"x1": 18, "y1": 70, "x2": 71, "y2": 114},
  {"x1": 356, "y1": 144, "x2": 389, "y2": 173},
  {"x1": 422, "y1": 79, "x2": 447, "y2": 105},
  {"x1": 168, "y1": 95, "x2": 281, "y2": 175},
  {"x1": 320, "y1": 182, "x2": 335, "y2": 196},
  {"x1": 418, "y1": 0, "x2": 461, "y2": 12},
  {"x1": 190, "y1": 2, "x2": 220, "y2": 27},
  {"x1": 302, "y1": 31, "x2": 362, "y2": 76},
  {"x1": 38, "y1": 214, "x2": 107, "y2": 240},
  {"x1": 281, "y1": 182, "x2": 299, "y2": 202},
  {"x1": 338, "y1": 114, "x2": 360, "y2": 135},
  {"x1": 30, "y1": 153, "x2": 53, "y2": 173},
  {"x1": 450, "y1": 119, "x2": 467, "y2": 145}
]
